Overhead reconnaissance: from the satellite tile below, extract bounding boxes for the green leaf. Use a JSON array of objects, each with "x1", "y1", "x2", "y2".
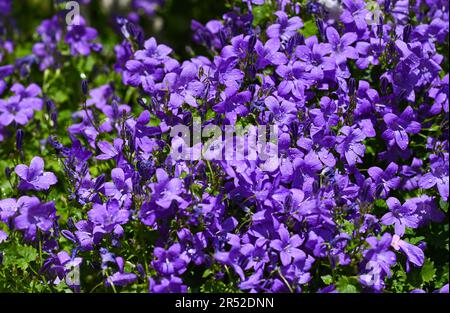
[
  {"x1": 336, "y1": 277, "x2": 359, "y2": 293},
  {"x1": 365, "y1": 144, "x2": 376, "y2": 156},
  {"x1": 321, "y1": 275, "x2": 333, "y2": 285},
  {"x1": 202, "y1": 269, "x2": 213, "y2": 278},
  {"x1": 52, "y1": 90, "x2": 69, "y2": 104},
  {"x1": 299, "y1": 20, "x2": 318, "y2": 38},
  {"x1": 439, "y1": 199, "x2": 448, "y2": 213},
  {"x1": 409, "y1": 236, "x2": 425, "y2": 245},
  {"x1": 421, "y1": 260, "x2": 436, "y2": 283},
  {"x1": 205, "y1": 109, "x2": 216, "y2": 121},
  {"x1": 2, "y1": 244, "x2": 38, "y2": 271},
  {"x1": 252, "y1": 4, "x2": 273, "y2": 27},
  {"x1": 341, "y1": 219, "x2": 355, "y2": 235},
  {"x1": 83, "y1": 56, "x2": 96, "y2": 72},
  {"x1": 375, "y1": 199, "x2": 388, "y2": 209}
]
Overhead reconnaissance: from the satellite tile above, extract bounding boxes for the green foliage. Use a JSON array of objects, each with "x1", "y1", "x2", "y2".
[
  {"x1": 321, "y1": 274, "x2": 333, "y2": 285},
  {"x1": 299, "y1": 20, "x2": 318, "y2": 38},
  {"x1": 2, "y1": 243, "x2": 38, "y2": 271},
  {"x1": 421, "y1": 259, "x2": 436, "y2": 283},
  {"x1": 252, "y1": 3, "x2": 275, "y2": 27},
  {"x1": 336, "y1": 277, "x2": 359, "y2": 293}
]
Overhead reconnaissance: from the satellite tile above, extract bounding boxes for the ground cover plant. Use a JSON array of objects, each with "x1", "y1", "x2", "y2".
[{"x1": 0, "y1": 0, "x2": 448, "y2": 293}]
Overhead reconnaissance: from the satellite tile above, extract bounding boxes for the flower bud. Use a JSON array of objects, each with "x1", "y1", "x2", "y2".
[
  {"x1": 315, "y1": 18, "x2": 324, "y2": 38},
  {"x1": 384, "y1": 0, "x2": 391, "y2": 12},
  {"x1": 51, "y1": 110, "x2": 58, "y2": 128},
  {"x1": 403, "y1": 24, "x2": 412, "y2": 43},
  {"x1": 112, "y1": 99, "x2": 119, "y2": 117},
  {"x1": 45, "y1": 99, "x2": 55, "y2": 113},
  {"x1": 19, "y1": 64, "x2": 30, "y2": 78},
  {"x1": 16, "y1": 129, "x2": 24, "y2": 151},
  {"x1": 5, "y1": 166, "x2": 11, "y2": 179},
  {"x1": 218, "y1": 29, "x2": 227, "y2": 47},
  {"x1": 286, "y1": 37, "x2": 294, "y2": 53},
  {"x1": 137, "y1": 264, "x2": 146, "y2": 278},
  {"x1": 349, "y1": 78, "x2": 356, "y2": 96},
  {"x1": 377, "y1": 16, "x2": 384, "y2": 38},
  {"x1": 380, "y1": 76, "x2": 389, "y2": 95},
  {"x1": 136, "y1": 30, "x2": 144, "y2": 49},
  {"x1": 137, "y1": 98, "x2": 148, "y2": 110},
  {"x1": 62, "y1": 230, "x2": 77, "y2": 243},
  {"x1": 248, "y1": 35, "x2": 257, "y2": 52},
  {"x1": 81, "y1": 79, "x2": 89, "y2": 95},
  {"x1": 94, "y1": 174, "x2": 105, "y2": 190},
  {"x1": 67, "y1": 217, "x2": 75, "y2": 230},
  {"x1": 126, "y1": 22, "x2": 137, "y2": 39}
]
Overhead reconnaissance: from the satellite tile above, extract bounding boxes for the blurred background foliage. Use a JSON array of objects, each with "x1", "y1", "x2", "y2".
[{"x1": 11, "y1": 0, "x2": 227, "y2": 59}]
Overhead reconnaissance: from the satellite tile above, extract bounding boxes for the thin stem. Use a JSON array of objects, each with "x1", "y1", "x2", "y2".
[{"x1": 277, "y1": 268, "x2": 294, "y2": 293}]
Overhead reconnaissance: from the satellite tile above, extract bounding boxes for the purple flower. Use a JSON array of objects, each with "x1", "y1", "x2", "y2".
[
  {"x1": 104, "y1": 168, "x2": 132, "y2": 203},
  {"x1": 240, "y1": 238, "x2": 270, "y2": 271},
  {"x1": 149, "y1": 275, "x2": 187, "y2": 293},
  {"x1": 255, "y1": 38, "x2": 287, "y2": 69},
  {"x1": 434, "y1": 284, "x2": 449, "y2": 294},
  {"x1": 96, "y1": 139, "x2": 124, "y2": 160},
  {"x1": 0, "y1": 0, "x2": 447, "y2": 294},
  {"x1": 239, "y1": 269, "x2": 264, "y2": 292},
  {"x1": 266, "y1": 11, "x2": 303, "y2": 42},
  {"x1": 382, "y1": 106, "x2": 421, "y2": 150},
  {"x1": 105, "y1": 256, "x2": 137, "y2": 287},
  {"x1": 0, "y1": 83, "x2": 43, "y2": 126},
  {"x1": 213, "y1": 90, "x2": 250, "y2": 125},
  {"x1": 355, "y1": 34, "x2": 385, "y2": 69},
  {"x1": 65, "y1": 16, "x2": 101, "y2": 56},
  {"x1": 368, "y1": 162, "x2": 400, "y2": 198},
  {"x1": 87, "y1": 199, "x2": 130, "y2": 236},
  {"x1": 177, "y1": 229, "x2": 207, "y2": 265},
  {"x1": 114, "y1": 40, "x2": 133, "y2": 72},
  {"x1": 148, "y1": 168, "x2": 187, "y2": 209},
  {"x1": 134, "y1": 37, "x2": 172, "y2": 65},
  {"x1": 132, "y1": 0, "x2": 164, "y2": 16},
  {"x1": 0, "y1": 197, "x2": 18, "y2": 221},
  {"x1": 336, "y1": 126, "x2": 366, "y2": 165},
  {"x1": 270, "y1": 225, "x2": 306, "y2": 266},
  {"x1": 381, "y1": 197, "x2": 419, "y2": 236},
  {"x1": 340, "y1": 0, "x2": 369, "y2": 35},
  {"x1": 292, "y1": 151, "x2": 323, "y2": 196},
  {"x1": 15, "y1": 157, "x2": 58, "y2": 191},
  {"x1": 32, "y1": 15, "x2": 62, "y2": 71},
  {"x1": 221, "y1": 35, "x2": 251, "y2": 60},
  {"x1": 162, "y1": 62, "x2": 204, "y2": 109},
  {"x1": 43, "y1": 251, "x2": 82, "y2": 287},
  {"x1": 410, "y1": 195, "x2": 445, "y2": 225},
  {"x1": 391, "y1": 234, "x2": 424, "y2": 270},
  {"x1": 0, "y1": 230, "x2": 7, "y2": 243},
  {"x1": 325, "y1": 26, "x2": 358, "y2": 65},
  {"x1": 359, "y1": 233, "x2": 396, "y2": 292},
  {"x1": 264, "y1": 95, "x2": 296, "y2": 126},
  {"x1": 122, "y1": 36, "x2": 176, "y2": 93},
  {"x1": 152, "y1": 243, "x2": 188, "y2": 276},
  {"x1": 0, "y1": 0, "x2": 12, "y2": 16},
  {"x1": 14, "y1": 196, "x2": 56, "y2": 240},
  {"x1": 419, "y1": 153, "x2": 449, "y2": 201},
  {"x1": 294, "y1": 36, "x2": 335, "y2": 83},
  {"x1": 106, "y1": 272, "x2": 138, "y2": 287},
  {"x1": 428, "y1": 74, "x2": 448, "y2": 114},
  {"x1": 0, "y1": 96, "x2": 33, "y2": 126},
  {"x1": 0, "y1": 64, "x2": 14, "y2": 79},
  {"x1": 191, "y1": 19, "x2": 224, "y2": 50},
  {"x1": 74, "y1": 220, "x2": 105, "y2": 251}
]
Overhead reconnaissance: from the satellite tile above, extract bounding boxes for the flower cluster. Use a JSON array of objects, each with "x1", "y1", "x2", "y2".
[{"x1": 0, "y1": 0, "x2": 448, "y2": 293}]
